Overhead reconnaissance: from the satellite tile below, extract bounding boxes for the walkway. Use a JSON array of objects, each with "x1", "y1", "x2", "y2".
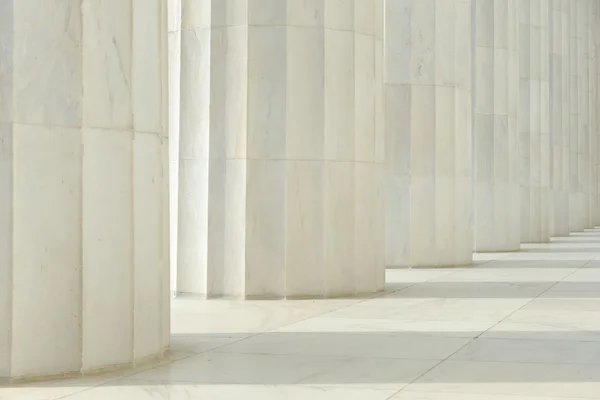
[{"x1": 4, "y1": 230, "x2": 600, "y2": 399}]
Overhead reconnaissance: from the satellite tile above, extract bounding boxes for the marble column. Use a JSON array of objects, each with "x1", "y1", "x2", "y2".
[
  {"x1": 569, "y1": 0, "x2": 585, "y2": 231},
  {"x1": 472, "y1": 0, "x2": 520, "y2": 252},
  {"x1": 168, "y1": 0, "x2": 181, "y2": 294},
  {"x1": 518, "y1": 0, "x2": 550, "y2": 243},
  {"x1": 581, "y1": 0, "x2": 592, "y2": 229},
  {"x1": 588, "y1": 0, "x2": 598, "y2": 227},
  {"x1": 176, "y1": 0, "x2": 208, "y2": 294},
  {"x1": 177, "y1": 0, "x2": 385, "y2": 298},
  {"x1": 385, "y1": 0, "x2": 473, "y2": 266},
  {"x1": 595, "y1": 1, "x2": 600, "y2": 226},
  {"x1": 0, "y1": 0, "x2": 170, "y2": 380},
  {"x1": 549, "y1": 0, "x2": 571, "y2": 236}
]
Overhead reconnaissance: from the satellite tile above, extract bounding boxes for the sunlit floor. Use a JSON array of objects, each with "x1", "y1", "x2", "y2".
[{"x1": 5, "y1": 231, "x2": 600, "y2": 399}]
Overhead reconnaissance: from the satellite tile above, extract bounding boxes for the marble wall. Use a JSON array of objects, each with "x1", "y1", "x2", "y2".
[{"x1": 0, "y1": 0, "x2": 170, "y2": 380}]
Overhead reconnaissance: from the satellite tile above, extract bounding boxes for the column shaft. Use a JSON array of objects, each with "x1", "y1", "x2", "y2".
[
  {"x1": 473, "y1": 0, "x2": 520, "y2": 252},
  {"x1": 581, "y1": 0, "x2": 592, "y2": 229},
  {"x1": 0, "y1": 0, "x2": 170, "y2": 380},
  {"x1": 588, "y1": 0, "x2": 598, "y2": 227},
  {"x1": 594, "y1": 1, "x2": 600, "y2": 226},
  {"x1": 518, "y1": 0, "x2": 550, "y2": 243},
  {"x1": 385, "y1": 0, "x2": 473, "y2": 266},
  {"x1": 549, "y1": 0, "x2": 571, "y2": 236},
  {"x1": 168, "y1": 0, "x2": 181, "y2": 294},
  {"x1": 177, "y1": 0, "x2": 386, "y2": 298},
  {"x1": 569, "y1": 0, "x2": 584, "y2": 230},
  {"x1": 176, "y1": 0, "x2": 209, "y2": 294}
]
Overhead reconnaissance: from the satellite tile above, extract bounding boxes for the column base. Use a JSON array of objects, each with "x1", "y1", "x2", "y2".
[
  {"x1": 174, "y1": 291, "x2": 388, "y2": 301},
  {"x1": 2, "y1": 350, "x2": 168, "y2": 384}
]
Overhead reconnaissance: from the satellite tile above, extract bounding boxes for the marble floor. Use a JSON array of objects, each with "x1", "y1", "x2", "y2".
[{"x1": 4, "y1": 231, "x2": 600, "y2": 399}]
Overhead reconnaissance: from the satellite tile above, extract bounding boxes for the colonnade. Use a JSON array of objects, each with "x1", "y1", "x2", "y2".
[
  {"x1": 3, "y1": 0, "x2": 600, "y2": 381},
  {"x1": 169, "y1": 0, "x2": 600, "y2": 294}
]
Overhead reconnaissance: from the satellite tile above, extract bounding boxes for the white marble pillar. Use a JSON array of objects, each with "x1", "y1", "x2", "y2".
[
  {"x1": 595, "y1": 1, "x2": 600, "y2": 226},
  {"x1": 562, "y1": 0, "x2": 574, "y2": 231},
  {"x1": 0, "y1": 0, "x2": 170, "y2": 380},
  {"x1": 581, "y1": 0, "x2": 592, "y2": 229},
  {"x1": 549, "y1": 0, "x2": 571, "y2": 236},
  {"x1": 385, "y1": 0, "x2": 473, "y2": 266},
  {"x1": 569, "y1": 0, "x2": 585, "y2": 231},
  {"x1": 176, "y1": 0, "x2": 208, "y2": 294},
  {"x1": 168, "y1": 0, "x2": 181, "y2": 294},
  {"x1": 518, "y1": 0, "x2": 550, "y2": 243},
  {"x1": 588, "y1": 0, "x2": 598, "y2": 227},
  {"x1": 177, "y1": 0, "x2": 385, "y2": 298},
  {"x1": 472, "y1": 0, "x2": 520, "y2": 251}
]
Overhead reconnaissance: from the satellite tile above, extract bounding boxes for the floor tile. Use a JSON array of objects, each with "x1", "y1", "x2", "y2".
[
  {"x1": 482, "y1": 321, "x2": 600, "y2": 342},
  {"x1": 60, "y1": 383, "x2": 397, "y2": 400},
  {"x1": 9, "y1": 230, "x2": 600, "y2": 398},
  {"x1": 391, "y1": 391, "x2": 598, "y2": 399},
  {"x1": 429, "y1": 265, "x2": 577, "y2": 283},
  {"x1": 275, "y1": 317, "x2": 495, "y2": 338},
  {"x1": 0, "y1": 375, "x2": 118, "y2": 400},
  {"x1": 126, "y1": 352, "x2": 438, "y2": 390},
  {"x1": 406, "y1": 360, "x2": 600, "y2": 398},
  {"x1": 451, "y1": 337, "x2": 600, "y2": 365},
  {"x1": 326, "y1": 297, "x2": 531, "y2": 322},
  {"x1": 169, "y1": 334, "x2": 242, "y2": 355},
  {"x1": 387, "y1": 281, "x2": 552, "y2": 299},
  {"x1": 214, "y1": 331, "x2": 471, "y2": 360},
  {"x1": 171, "y1": 297, "x2": 361, "y2": 336}
]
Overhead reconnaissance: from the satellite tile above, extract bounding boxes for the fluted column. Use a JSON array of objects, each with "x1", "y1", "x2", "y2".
[
  {"x1": 176, "y1": 0, "x2": 208, "y2": 294},
  {"x1": 569, "y1": 0, "x2": 585, "y2": 231},
  {"x1": 588, "y1": 0, "x2": 598, "y2": 226},
  {"x1": 472, "y1": 0, "x2": 520, "y2": 251},
  {"x1": 519, "y1": 0, "x2": 550, "y2": 243},
  {"x1": 594, "y1": 1, "x2": 600, "y2": 226},
  {"x1": 0, "y1": 0, "x2": 170, "y2": 380},
  {"x1": 581, "y1": 0, "x2": 592, "y2": 229},
  {"x1": 168, "y1": 0, "x2": 181, "y2": 294},
  {"x1": 549, "y1": 0, "x2": 571, "y2": 236},
  {"x1": 177, "y1": 0, "x2": 385, "y2": 298},
  {"x1": 385, "y1": 0, "x2": 472, "y2": 266}
]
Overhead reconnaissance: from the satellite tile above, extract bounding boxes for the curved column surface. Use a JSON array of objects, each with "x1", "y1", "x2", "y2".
[
  {"x1": 569, "y1": 0, "x2": 585, "y2": 231},
  {"x1": 587, "y1": 0, "x2": 598, "y2": 227},
  {"x1": 385, "y1": 0, "x2": 473, "y2": 267},
  {"x1": 590, "y1": 1, "x2": 600, "y2": 226},
  {"x1": 472, "y1": 0, "x2": 520, "y2": 251},
  {"x1": 518, "y1": 0, "x2": 550, "y2": 243},
  {"x1": 581, "y1": 0, "x2": 592, "y2": 229},
  {"x1": 0, "y1": 0, "x2": 170, "y2": 380},
  {"x1": 549, "y1": 0, "x2": 571, "y2": 236},
  {"x1": 177, "y1": 0, "x2": 385, "y2": 298},
  {"x1": 168, "y1": 0, "x2": 181, "y2": 294},
  {"x1": 175, "y1": 0, "x2": 208, "y2": 294}
]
